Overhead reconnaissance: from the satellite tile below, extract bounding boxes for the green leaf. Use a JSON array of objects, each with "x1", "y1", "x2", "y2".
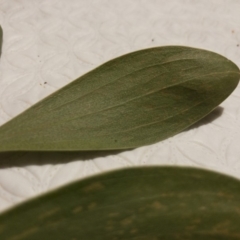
[
  {"x1": 0, "y1": 45, "x2": 239, "y2": 151},
  {"x1": 0, "y1": 25, "x2": 2, "y2": 57},
  {"x1": 1, "y1": 167, "x2": 240, "y2": 239}
]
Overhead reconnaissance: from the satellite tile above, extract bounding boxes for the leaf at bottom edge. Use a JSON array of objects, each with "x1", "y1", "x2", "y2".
[{"x1": 0, "y1": 166, "x2": 240, "y2": 239}]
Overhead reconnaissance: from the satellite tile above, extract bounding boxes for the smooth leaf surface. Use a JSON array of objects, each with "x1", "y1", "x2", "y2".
[
  {"x1": 0, "y1": 44, "x2": 239, "y2": 151},
  {"x1": 1, "y1": 167, "x2": 240, "y2": 239}
]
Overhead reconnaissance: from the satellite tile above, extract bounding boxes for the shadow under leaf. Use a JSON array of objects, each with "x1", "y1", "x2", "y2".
[
  {"x1": 184, "y1": 106, "x2": 224, "y2": 131},
  {"x1": 0, "y1": 150, "x2": 125, "y2": 168}
]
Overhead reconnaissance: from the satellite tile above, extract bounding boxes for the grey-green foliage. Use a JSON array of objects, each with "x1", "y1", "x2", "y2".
[
  {"x1": 1, "y1": 167, "x2": 240, "y2": 239},
  {"x1": 0, "y1": 25, "x2": 2, "y2": 57},
  {"x1": 0, "y1": 31, "x2": 238, "y2": 151}
]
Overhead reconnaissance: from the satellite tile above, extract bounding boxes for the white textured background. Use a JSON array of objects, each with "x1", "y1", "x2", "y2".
[{"x1": 0, "y1": 0, "x2": 240, "y2": 212}]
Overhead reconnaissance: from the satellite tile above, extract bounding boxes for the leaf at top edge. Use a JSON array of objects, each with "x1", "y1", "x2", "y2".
[
  {"x1": 0, "y1": 46, "x2": 239, "y2": 151},
  {"x1": 1, "y1": 166, "x2": 240, "y2": 239}
]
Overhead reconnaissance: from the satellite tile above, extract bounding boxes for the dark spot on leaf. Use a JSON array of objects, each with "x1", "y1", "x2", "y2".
[
  {"x1": 232, "y1": 30, "x2": 235, "y2": 33},
  {"x1": 152, "y1": 39, "x2": 154, "y2": 42},
  {"x1": 44, "y1": 82, "x2": 47, "y2": 84},
  {"x1": 115, "y1": 140, "x2": 117, "y2": 143},
  {"x1": 237, "y1": 44, "x2": 239, "y2": 47}
]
